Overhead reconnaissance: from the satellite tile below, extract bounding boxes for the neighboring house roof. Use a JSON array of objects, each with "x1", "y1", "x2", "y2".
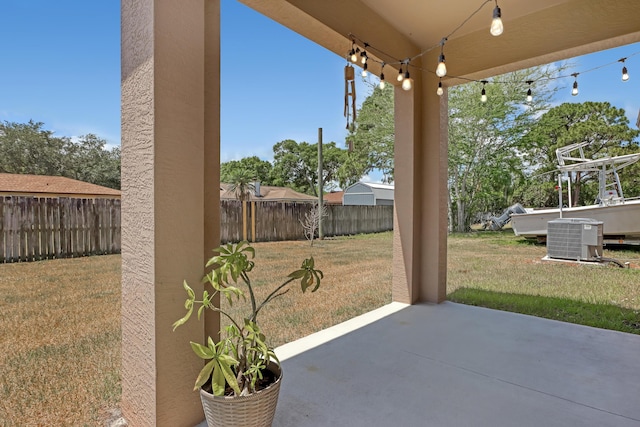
[
  {"x1": 324, "y1": 191, "x2": 344, "y2": 205},
  {"x1": 0, "y1": 173, "x2": 121, "y2": 198},
  {"x1": 361, "y1": 182, "x2": 394, "y2": 191},
  {"x1": 220, "y1": 183, "x2": 317, "y2": 203},
  {"x1": 365, "y1": 183, "x2": 394, "y2": 201}
]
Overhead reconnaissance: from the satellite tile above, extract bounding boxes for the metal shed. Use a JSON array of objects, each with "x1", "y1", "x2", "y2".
[{"x1": 343, "y1": 182, "x2": 394, "y2": 206}]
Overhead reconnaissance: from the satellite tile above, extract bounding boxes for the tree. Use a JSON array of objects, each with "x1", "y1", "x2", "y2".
[
  {"x1": 0, "y1": 120, "x2": 68, "y2": 176},
  {"x1": 339, "y1": 84, "x2": 394, "y2": 185},
  {"x1": 516, "y1": 102, "x2": 640, "y2": 207},
  {"x1": 227, "y1": 169, "x2": 257, "y2": 202},
  {"x1": 299, "y1": 202, "x2": 327, "y2": 246},
  {"x1": 221, "y1": 156, "x2": 273, "y2": 185},
  {"x1": 66, "y1": 134, "x2": 121, "y2": 189},
  {"x1": 0, "y1": 120, "x2": 121, "y2": 189},
  {"x1": 447, "y1": 66, "x2": 559, "y2": 232},
  {"x1": 270, "y1": 139, "x2": 348, "y2": 196}
]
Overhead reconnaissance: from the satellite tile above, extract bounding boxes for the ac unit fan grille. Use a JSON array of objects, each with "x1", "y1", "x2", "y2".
[{"x1": 546, "y1": 218, "x2": 603, "y2": 261}]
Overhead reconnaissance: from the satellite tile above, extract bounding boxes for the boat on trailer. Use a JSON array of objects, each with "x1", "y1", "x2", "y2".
[{"x1": 509, "y1": 141, "x2": 640, "y2": 244}]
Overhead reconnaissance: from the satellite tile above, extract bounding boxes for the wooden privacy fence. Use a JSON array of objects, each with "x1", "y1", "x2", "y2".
[
  {"x1": 220, "y1": 200, "x2": 393, "y2": 243},
  {"x1": 0, "y1": 196, "x2": 121, "y2": 263},
  {"x1": 1, "y1": 197, "x2": 389, "y2": 261}
]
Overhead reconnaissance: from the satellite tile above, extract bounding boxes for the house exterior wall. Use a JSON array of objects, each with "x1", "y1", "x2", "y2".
[
  {"x1": 370, "y1": 188, "x2": 394, "y2": 203},
  {"x1": 376, "y1": 199, "x2": 394, "y2": 206},
  {"x1": 343, "y1": 193, "x2": 375, "y2": 206}
]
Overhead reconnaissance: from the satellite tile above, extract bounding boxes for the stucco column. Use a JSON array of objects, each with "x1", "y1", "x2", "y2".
[
  {"x1": 121, "y1": 1, "x2": 220, "y2": 426},
  {"x1": 392, "y1": 79, "x2": 422, "y2": 304},
  {"x1": 419, "y1": 73, "x2": 448, "y2": 303},
  {"x1": 392, "y1": 70, "x2": 447, "y2": 304}
]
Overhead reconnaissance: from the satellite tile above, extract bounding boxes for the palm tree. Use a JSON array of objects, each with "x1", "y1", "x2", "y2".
[{"x1": 228, "y1": 169, "x2": 256, "y2": 202}]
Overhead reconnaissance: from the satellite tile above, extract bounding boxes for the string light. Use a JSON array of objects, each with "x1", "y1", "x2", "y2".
[
  {"x1": 490, "y1": 1, "x2": 503, "y2": 36},
  {"x1": 620, "y1": 58, "x2": 630, "y2": 81},
  {"x1": 397, "y1": 65, "x2": 404, "y2": 82},
  {"x1": 346, "y1": 1, "x2": 499, "y2": 92},
  {"x1": 436, "y1": 38, "x2": 447, "y2": 77},
  {"x1": 480, "y1": 80, "x2": 488, "y2": 102},
  {"x1": 345, "y1": 0, "x2": 638, "y2": 98},
  {"x1": 361, "y1": 43, "x2": 369, "y2": 65},
  {"x1": 402, "y1": 61, "x2": 412, "y2": 90},
  {"x1": 349, "y1": 41, "x2": 359, "y2": 63}
]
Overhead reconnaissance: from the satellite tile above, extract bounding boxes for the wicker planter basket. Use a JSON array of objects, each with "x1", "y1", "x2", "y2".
[{"x1": 199, "y1": 362, "x2": 282, "y2": 427}]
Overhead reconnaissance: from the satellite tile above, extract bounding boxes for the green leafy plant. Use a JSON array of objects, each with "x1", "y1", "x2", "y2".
[{"x1": 173, "y1": 241, "x2": 323, "y2": 396}]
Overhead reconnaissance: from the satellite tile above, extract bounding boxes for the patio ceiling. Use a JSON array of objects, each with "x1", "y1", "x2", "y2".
[{"x1": 241, "y1": 0, "x2": 640, "y2": 84}]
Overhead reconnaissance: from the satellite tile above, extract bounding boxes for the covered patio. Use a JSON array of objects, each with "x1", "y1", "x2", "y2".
[{"x1": 120, "y1": 1, "x2": 640, "y2": 425}]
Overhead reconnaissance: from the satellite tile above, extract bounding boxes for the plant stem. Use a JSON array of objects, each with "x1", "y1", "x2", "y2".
[
  {"x1": 253, "y1": 277, "x2": 296, "y2": 321},
  {"x1": 204, "y1": 302, "x2": 243, "y2": 333},
  {"x1": 241, "y1": 271, "x2": 258, "y2": 320}
]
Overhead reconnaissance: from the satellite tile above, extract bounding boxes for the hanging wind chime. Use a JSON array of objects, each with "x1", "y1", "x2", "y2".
[{"x1": 344, "y1": 63, "x2": 357, "y2": 137}]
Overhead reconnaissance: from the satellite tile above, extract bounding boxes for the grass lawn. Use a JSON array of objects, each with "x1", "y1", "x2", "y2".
[
  {"x1": 0, "y1": 255, "x2": 121, "y2": 426},
  {"x1": 1, "y1": 230, "x2": 639, "y2": 425},
  {"x1": 447, "y1": 230, "x2": 640, "y2": 333}
]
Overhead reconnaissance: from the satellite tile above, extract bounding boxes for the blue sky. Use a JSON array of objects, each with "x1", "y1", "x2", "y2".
[{"x1": 1, "y1": 1, "x2": 639, "y2": 180}]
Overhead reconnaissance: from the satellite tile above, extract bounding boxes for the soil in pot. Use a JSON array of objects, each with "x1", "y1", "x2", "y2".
[{"x1": 201, "y1": 368, "x2": 279, "y2": 396}]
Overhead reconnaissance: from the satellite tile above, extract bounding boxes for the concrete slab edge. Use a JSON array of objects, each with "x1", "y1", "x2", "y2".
[{"x1": 274, "y1": 301, "x2": 410, "y2": 361}]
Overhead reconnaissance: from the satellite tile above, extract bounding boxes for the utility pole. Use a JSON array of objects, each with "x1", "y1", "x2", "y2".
[{"x1": 318, "y1": 127, "x2": 324, "y2": 240}]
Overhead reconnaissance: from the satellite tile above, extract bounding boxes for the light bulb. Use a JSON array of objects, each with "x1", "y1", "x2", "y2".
[
  {"x1": 490, "y1": 5, "x2": 503, "y2": 36},
  {"x1": 622, "y1": 66, "x2": 629, "y2": 81},
  {"x1": 436, "y1": 54, "x2": 447, "y2": 77},
  {"x1": 481, "y1": 88, "x2": 487, "y2": 103},
  {"x1": 361, "y1": 62, "x2": 368, "y2": 77},
  {"x1": 526, "y1": 88, "x2": 532, "y2": 102},
  {"x1": 571, "y1": 81, "x2": 578, "y2": 96},
  {"x1": 350, "y1": 47, "x2": 360, "y2": 63},
  {"x1": 361, "y1": 51, "x2": 367, "y2": 65},
  {"x1": 397, "y1": 66, "x2": 404, "y2": 82},
  {"x1": 379, "y1": 73, "x2": 386, "y2": 89},
  {"x1": 402, "y1": 71, "x2": 411, "y2": 90},
  {"x1": 437, "y1": 81, "x2": 444, "y2": 96}
]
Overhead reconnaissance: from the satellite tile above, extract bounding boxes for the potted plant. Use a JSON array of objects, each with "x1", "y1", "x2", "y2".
[{"x1": 173, "y1": 240, "x2": 323, "y2": 427}]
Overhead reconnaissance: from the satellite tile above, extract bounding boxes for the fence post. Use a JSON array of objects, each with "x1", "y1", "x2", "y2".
[{"x1": 318, "y1": 127, "x2": 324, "y2": 240}]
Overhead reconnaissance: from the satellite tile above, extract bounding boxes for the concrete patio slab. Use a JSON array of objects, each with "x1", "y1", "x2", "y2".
[{"x1": 267, "y1": 302, "x2": 640, "y2": 427}]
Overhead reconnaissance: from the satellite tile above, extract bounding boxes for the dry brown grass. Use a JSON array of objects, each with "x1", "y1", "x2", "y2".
[
  {"x1": 220, "y1": 233, "x2": 393, "y2": 348},
  {"x1": 0, "y1": 255, "x2": 121, "y2": 426}
]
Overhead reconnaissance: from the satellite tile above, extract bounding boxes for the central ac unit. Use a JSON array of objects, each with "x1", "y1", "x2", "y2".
[{"x1": 546, "y1": 218, "x2": 603, "y2": 262}]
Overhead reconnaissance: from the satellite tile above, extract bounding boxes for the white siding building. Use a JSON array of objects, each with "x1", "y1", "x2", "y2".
[{"x1": 343, "y1": 182, "x2": 394, "y2": 206}]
